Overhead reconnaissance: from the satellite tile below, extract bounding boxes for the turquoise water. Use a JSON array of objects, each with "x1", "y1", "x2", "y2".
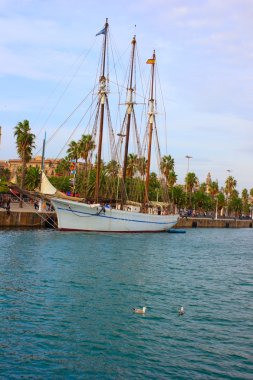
[{"x1": 0, "y1": 229, "x2": 252, "y2": 379}]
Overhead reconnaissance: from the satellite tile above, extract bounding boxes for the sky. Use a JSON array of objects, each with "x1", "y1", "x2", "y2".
[{"x1": 1, "y1": 0, "x2": 253, "y2": 192}]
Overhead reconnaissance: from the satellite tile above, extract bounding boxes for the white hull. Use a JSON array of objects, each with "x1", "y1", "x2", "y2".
[{"x1": 52, "y1": 198, "x2": 178, "y2": 233}]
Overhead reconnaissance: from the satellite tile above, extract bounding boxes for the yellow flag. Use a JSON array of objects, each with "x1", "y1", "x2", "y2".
[{"x1": 146, "y1": 58, "x2": 156, "y2": 64}]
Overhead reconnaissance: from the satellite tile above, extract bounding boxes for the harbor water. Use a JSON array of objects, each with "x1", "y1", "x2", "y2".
[{"x1": 1, "y1": 229, "x2": 253, "y2": 379}]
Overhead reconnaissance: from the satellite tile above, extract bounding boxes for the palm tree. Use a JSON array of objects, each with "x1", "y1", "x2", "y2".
[
  {"x1": 225, "y1": 176, "x2": 237, "y2": 198},
  {"x1": 105, "y1": 160, "x2": 120, "y2": 178},
  {"x1": 209, "y1": 181, "x2": 219, "y2": 198},
  {"x1": 67, "y1": 140, "x2": 81, "y2": 196},
  {"x1": 137, "y1": 156, "x2": 147, "y2": 177},
  {"x1": 104, "y1": 160, "x2": 120, "y2": 199},
  {"x1": 160, "y1": 155, "x2": 174, "y2": 183},
  {"x1": 185, "y1": 172, "x2": 198, "y2": 193},
  {"x1": 79, "y1": 134, "x2": 96, "y2": 168},
  {"x1": 241, "y1": 188, "x2": 249, "y2": 215},
  {"x1": 224, "y1": 176, "x2": 237, "y2": 216},
  {"x1": 185, "y1": 172, "x2": 198, "y2": 208},
  {"x1": 167, "y1": 170, "x2": 177, "y2": 188},
  {"x1": 229, "y1": 195, "x2": 242, "y2": 217},
  {"x1": 67, "y1": 140, "x2": 80, "y2": 163},
  {"x1": 14, "y1": 120, "x2": 35, "y2": 207},
  {"x1": 249, "y1": 188, "x2": 253, "y2": 218},
  {"x1": 170, "y1": 185, "x2": 186, "y2": 212},
  {"x1": 126, "y1": 153, "x2": 138, "y2": 178}
]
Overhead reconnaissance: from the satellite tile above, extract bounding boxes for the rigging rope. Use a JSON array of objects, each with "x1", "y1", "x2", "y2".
[{"x1": 34, "y1": 38, "x2": 98, "y2": 140}]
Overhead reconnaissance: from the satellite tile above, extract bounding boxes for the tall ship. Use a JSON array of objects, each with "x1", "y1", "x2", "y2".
[{"x1": 46, "y1": 19, "x2": 179, "y2": 232}]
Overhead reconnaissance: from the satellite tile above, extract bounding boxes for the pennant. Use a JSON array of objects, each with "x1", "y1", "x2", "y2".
[
  {"x1": 146, "y1": 58, "x2": 156, "y2": 64},
  {"x1": 96, "y1": 27, "x2": 106, "y2": 36}
]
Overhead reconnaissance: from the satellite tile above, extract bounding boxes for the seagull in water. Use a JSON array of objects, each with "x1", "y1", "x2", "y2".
[
  {"x1": 178, "y1": 306, "x2": 185, "y2": 316},
  {"x1": 132, "y1": 306, "x2": 147, "y2": 314}
]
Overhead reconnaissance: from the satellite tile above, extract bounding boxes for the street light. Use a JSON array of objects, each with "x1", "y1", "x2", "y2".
[
  {"x1": 225, "y1": 169, "x2": 231, "y2": 217},
  {"x1": 185, "y1": 155, "x2": 192, "y2": 192},
  {"x1": 185, "y1": 155, "x2": 192, "y2": 174}
]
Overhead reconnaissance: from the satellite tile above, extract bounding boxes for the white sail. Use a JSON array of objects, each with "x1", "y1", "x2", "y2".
[{"x1": 40, "y1": 172, "x2": 57, "y2": 195}]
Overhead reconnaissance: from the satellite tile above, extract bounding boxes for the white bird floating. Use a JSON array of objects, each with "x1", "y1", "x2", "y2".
[
  {"x1": 132, "y1": 306, "x2": 147, "y2": 314},
  {"x1": 178, "y1": 306, "x2": 185, "y2": 316}
]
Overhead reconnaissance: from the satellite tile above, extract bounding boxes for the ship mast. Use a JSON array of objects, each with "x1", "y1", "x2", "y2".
[
  {"x1": 143, "y1": 51, "x2": 156, "y2": 207},
  {"x1": 95, "y1": 18, "x2": 109, "y2": 203},
  {"x1": 120, "y1": 36, "x2": 136, "y2": 209}
]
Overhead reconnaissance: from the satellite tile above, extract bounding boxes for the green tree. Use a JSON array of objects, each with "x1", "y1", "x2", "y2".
[
  {"x1": 105, "y1": 160, "x2": 120, "y2": 200},
  {"x1": 79, "y1": 134, "x2": 96, "y2": 167},
  {"x1": 170, "y1": 185, "x2": 186, "y2": 211},
  {"x1": 160, "y1": 155, "x2": 174, "y2": 183},
  {"x1": 241, "y1": 188, "x2": 249, "y2": 215},
  {"x1": 67, "y1": 140, "x2": 80, "y2": 163},
  {"x1": 0, "y1": 168, "x2": 11, "y2": 182},
  {"x1": 191, "y1": 191, "x2": 213, "y2": 213},
  {"x1": 209, "y1": 181, "x2": 219, "y2": 198},
  {"x1": 25, "y1": 166, "x2": 41, "y2": 191},
  {"x1": 228, "y1": 195, "x2": 242, "y2": 217},
  {"x1": 105, "y1": 160, "x2": 120, "y2": 178},
  {"x1": 126, "y1": 153, "x2": 138, "y2": 178},
  {"x1": 55, "y1": 158, "x2": 71, "y2": 176},
  {"x1": 167, "y1": 170, "x2": 177, "y2": 188},
  {"x1": 185, "y1": 172, "x2": 198, "y2": 193},
  {"x1": 225, "y1": 176, "x2": 237, "y2": 198},
  {"x1": 148, "y1": 172, "x2": 160, "y2": 201},
  {"x1": 14, "y1": 120, "x2": 35, "y2": 207},
  {"x1": 137, "y1": 156, "x2": 147, "y2": 177},
  {"x1": 49, "y1": 176, "x2": 71, "y2": 193}
]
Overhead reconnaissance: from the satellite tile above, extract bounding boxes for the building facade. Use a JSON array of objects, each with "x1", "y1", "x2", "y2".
[{"x1": 0, "y1": 156, "x2": 61, "y2": 183}]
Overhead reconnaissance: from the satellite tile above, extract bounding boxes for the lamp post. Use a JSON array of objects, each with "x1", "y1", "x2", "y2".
[
  {"x1": 185, "y1": 155, "x2": 192, "y2": 192},
  {"x1": 185, "y1": 155, "x2": 192, "y2": 174},
  {"x1": 185, "y1": 155, "x2": 192, "y2": 211},
  {"x1": 225, "y1": 169, "x2": 231, "y2": 217},
  {"x1": 215, "y1": 197, "x2": 218, "y2": 220}
]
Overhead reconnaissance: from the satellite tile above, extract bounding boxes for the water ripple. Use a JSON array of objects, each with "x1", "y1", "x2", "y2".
[{"x1": 1, "y1": 228, "x2": 253, "y2": 378}]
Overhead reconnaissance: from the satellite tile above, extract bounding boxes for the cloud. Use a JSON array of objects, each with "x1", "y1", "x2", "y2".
[{"x1": 1, "y1": 0, "x2": 253, "y2": 191}]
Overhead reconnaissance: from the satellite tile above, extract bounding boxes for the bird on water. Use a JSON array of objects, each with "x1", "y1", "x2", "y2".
[
  {"x1": 132, "y1": 306, "x2": 147, "y2": 314},
  {"x1": 178, "y1": 306, "x2": 185, "y2": 316}
]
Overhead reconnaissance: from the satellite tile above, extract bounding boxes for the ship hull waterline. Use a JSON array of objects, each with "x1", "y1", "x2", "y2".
[{"x1": 52, "y1": 198, "x2": 178, "y2": 233}]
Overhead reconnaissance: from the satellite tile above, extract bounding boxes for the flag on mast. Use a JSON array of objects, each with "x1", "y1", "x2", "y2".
[
  {"x1": 96, "y1": 27, "x2": 106, "y2": 36},
  {"x1": 146, "y1": 58, "x2": 156, "y2": 64}
]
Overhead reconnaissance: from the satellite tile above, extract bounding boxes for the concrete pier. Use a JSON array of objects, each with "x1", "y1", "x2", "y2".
[
  {"x1": 176, "y1": 217, "x2": 253, "y2": 229},
  {"x1": 0, "y1": 202, "x2": 56, "y2": 228}
]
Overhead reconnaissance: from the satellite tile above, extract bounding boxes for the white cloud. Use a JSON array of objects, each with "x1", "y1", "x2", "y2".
[{"x1": 1, "y1": 0, "x2": 253, "y2": 191}]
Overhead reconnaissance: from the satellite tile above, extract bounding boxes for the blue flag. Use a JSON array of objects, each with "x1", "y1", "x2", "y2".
[{"x1": 96, "y1": 27, "x2": 106, "y2": 36}]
